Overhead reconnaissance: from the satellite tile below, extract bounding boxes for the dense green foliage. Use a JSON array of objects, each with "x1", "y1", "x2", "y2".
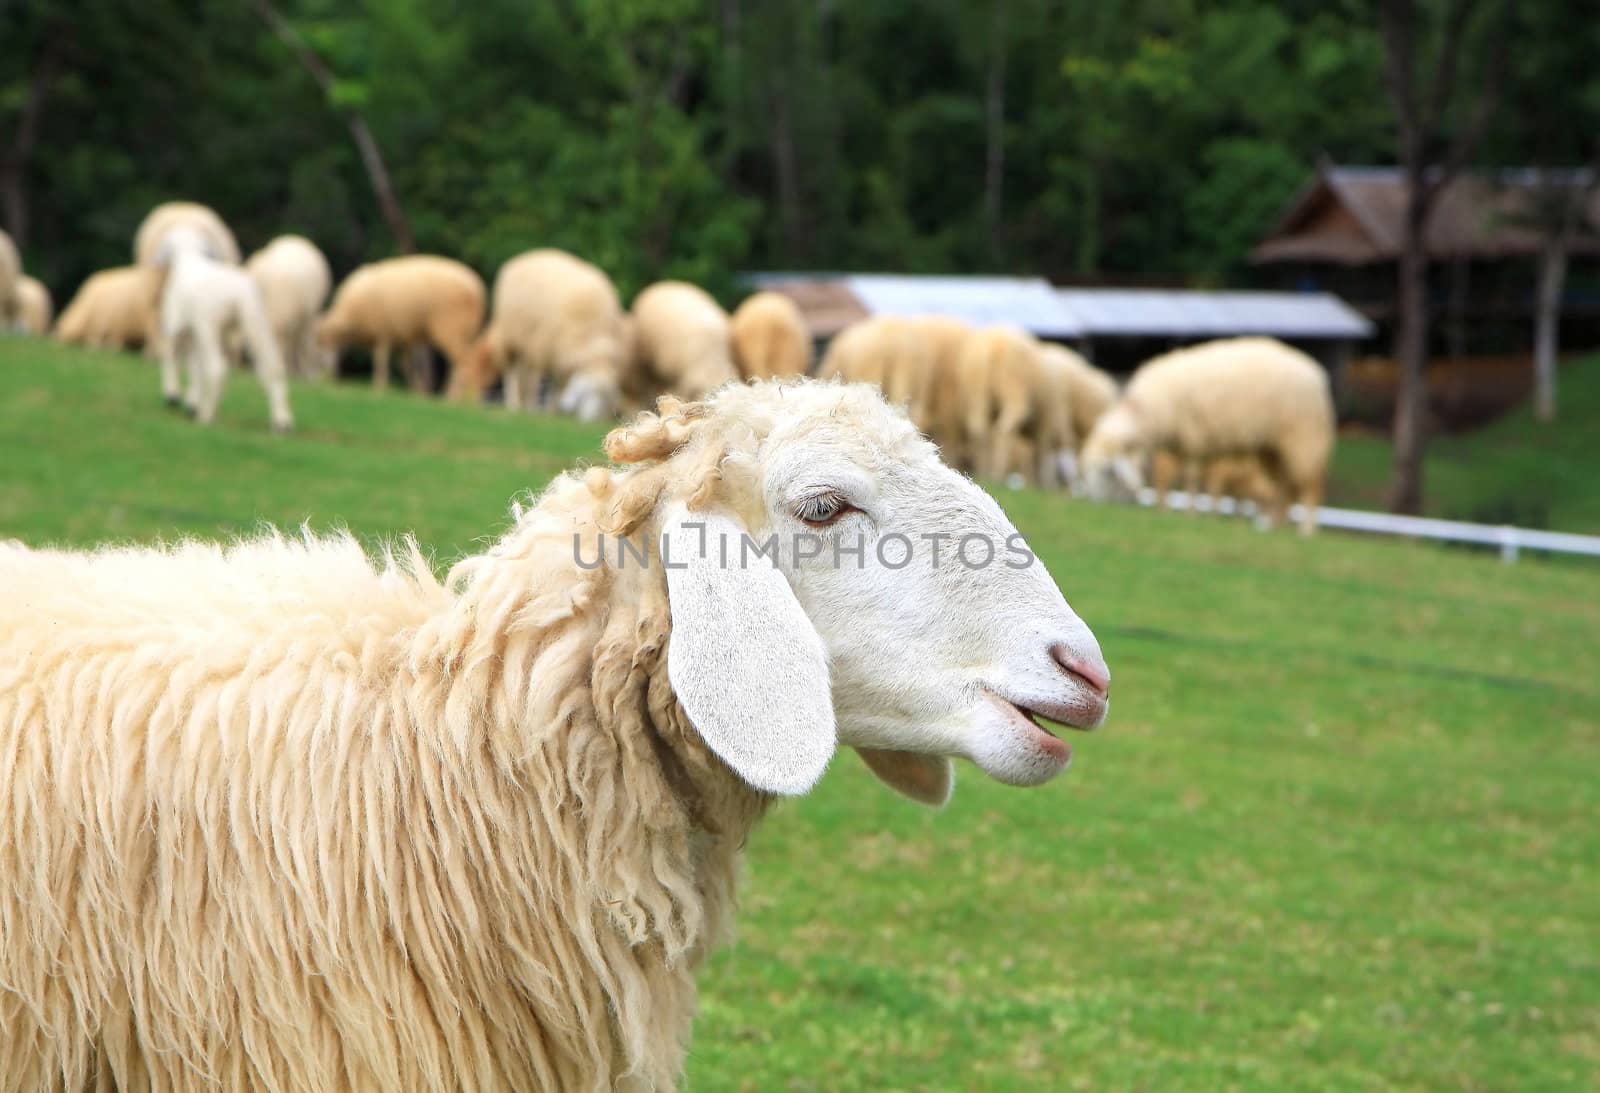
[
  {"x1": 1, "y1": 340, "x2": 1596, "y2": 1088},
  {"x1": 2, "y1": 0, "x2": 1402, "y2": 298}
]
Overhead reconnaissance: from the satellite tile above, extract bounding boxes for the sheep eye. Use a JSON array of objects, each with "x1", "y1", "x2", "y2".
[{"x1": 793, "y1": 493, "x2": 852, "y2": 527}]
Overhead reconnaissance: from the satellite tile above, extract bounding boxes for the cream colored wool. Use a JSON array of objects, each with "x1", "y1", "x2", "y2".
[
  {"x1": 819, "y1": 316, "x2": 973, "y2": 465},
  {"x1": 1039, "y1": 344, "x2": 1118, "y2": 451},
  {"x1": 477, "y1": 248, "x2": 628, "y2": 419},
  {"x1": 53, "y1": 266, "x2": 154, "y2": 351},
  {"x1": 956, "y1": 325, "x2": 1069, "y2": 487},
  {"x1": 0, "y1": 439, "x2": 766, "y2": 1090},
  {"x1": 627, "y1": 281, "x2": 738, "y2": 405},
  {"x1": 729, "y1": 291, "x2": 812, "y2": 380},
  {"x1": 246, "y1": 235, "x2": 334, "y2": 378},
  {"x1": 133, "y1": 202, "x2": 241, "y2": 268},
  {"x1": 14, "y1": 275, "x2": 51, "y2": 335},
  {"x1": 317, "y1": 255, "x2": 487, "y2": 397},
  {"x1": 0, "y1": 228, "x2": 18, "y2": 328},
  {"x1": 1082, "y1": 336, "x2": 1335, "y2": 533}
]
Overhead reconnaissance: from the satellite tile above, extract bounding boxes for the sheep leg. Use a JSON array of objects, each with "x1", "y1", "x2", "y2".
[
  {"x1": 407, "y1": 346, "x2": 435, "y2": 393},
  {"x1": 159, "y1": 329, "x2": 186, "y2": 408},
  {"x1": 989, "y1": 399, "x2": 1029, "y2": 483},
  {"x1": 191, "y1": 324, "x2": 227, "y2": 425},
  {"x1": 373, "y1": 342, "x2": 393, "y2": 391},
  {"x1": 253, "y1": 341, "x2": 295, "y2": 434},
  {"x1": 1182, "y1": 459, "x2": 1203, "y2": 513}
]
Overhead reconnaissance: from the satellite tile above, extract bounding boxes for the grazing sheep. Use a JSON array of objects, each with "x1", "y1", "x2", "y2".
[
  {"x1": 0, "y1": 228, "x2": 18, "y2": 328},
  {"x1": 729, "y1": 290, "x2": 812, "y2": 380},
  {"x1": 133, "y1": 201, "x2": 241, "y2": 268},
  {"x1": 53, "y1": 267, "x2": 154, "y2": 351},
  {"x1": 957, "y1": 325, "x2": 1069, "y2": 488},
  {"x1": 627, "y1": 280, "x2": 738, "y2": 405},
  {"x1": 1080, "y1": 337, "x2": 1335, "y2": 534},
  {"x1": 246, "y1": 235, "x2": 333, "y2": 379},
  {"x1": 133, "y1": 202, "x2": 241, "y2": 358},
  {"x1": 157, "y1": 228, "x2": 293, "y2": 431},
  {"x1": 14, "y1": 275, "x2": 51, "y2": 335},
  {"x1": 818, "y1": 317, "x2": 925, "y2": 408},
  {"x1": 819, "y1": 316, "x2": 974, "y2": 465},
  {"x1": 0, "y1": 380, "x2": 1110, "y2": 1092},
  {"x1": 317, "y1": 255, "x2": 486, "y2": 396},
  {"x1": 478, "y1": 248, "x2": 628, "y2": 420}
]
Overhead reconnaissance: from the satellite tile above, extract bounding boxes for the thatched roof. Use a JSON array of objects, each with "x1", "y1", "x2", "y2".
[{"x1": 1252, "y1": 166, "x2": 1600, "y2": 265}]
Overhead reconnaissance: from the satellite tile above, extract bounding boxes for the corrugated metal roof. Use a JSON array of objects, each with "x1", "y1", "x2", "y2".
[
  {"x1": 1054, "y1": 289, "x2": 1374, "y2": 340},
  {"x1": 845, "y1": 275, "x2": 1085, "y2": 337},
  {"x1": 744, "y1": 274, "x2": 1373, "y2": 341}
]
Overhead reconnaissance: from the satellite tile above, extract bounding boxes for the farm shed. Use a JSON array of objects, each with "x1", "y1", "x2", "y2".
[
  {"x1": 1251, "y1": 164, "x2": 1600, "y2": 357},
  {"x1": 745, "y1": 273, "x2": 1083, "y2": 339}
]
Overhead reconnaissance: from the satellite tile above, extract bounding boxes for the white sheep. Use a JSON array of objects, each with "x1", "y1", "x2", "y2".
[
  {"x1": 0, "y1": 228, "x2": 19, "y2": 329},
  {"x1": 246, "y1": 234, "x2": 333, "y2": 379},
  {"x1": 133, "y1": 201, "x2": 242, "y2": 357},
  {"x1": 957, "y1": 325, "x2": 1069, "y2": 488},
  {"x1": 157, "y1": 227, "x2": 294, "y2": 431},
  {"x1": 627, "y1": 280, "x2": 739, "y2": 405},
  {"x1": 0, "y1": 380, "x2": 1109, "y2": 1091},
  {"x1": 14, "y1": 276, "x2": 51, "y2": 335},
  {"x1": 316, "y1": 255, "x2": 486, "y2": 397},
  {"x1": 133, "y1": 201, "x2": 241, "y2": 268},
  {"x1": 1080, "y1": 336, "x2": 1335, "y2": 533},
  {"x1": 1038, "y1": 344, "x2": 1119, "y2": 486},
  {"x1": 53, "y1": 266, "x2": 155, "y2": 351},
  {"x1": 477, "y1": 248, "x2": 628, "y2": 420},
  {"x1": 729, "y1": 290, "x2": 813, "y2": 380}
]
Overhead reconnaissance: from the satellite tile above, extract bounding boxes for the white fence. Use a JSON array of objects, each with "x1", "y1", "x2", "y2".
[{"x1": 1132, "y1": 488, "x2": 1600, "y2": 563}]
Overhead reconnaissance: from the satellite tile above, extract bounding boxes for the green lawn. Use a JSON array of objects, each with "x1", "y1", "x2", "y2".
[{"x1": 2, "y1": 339, "x2": 1597, "y2": 1091}]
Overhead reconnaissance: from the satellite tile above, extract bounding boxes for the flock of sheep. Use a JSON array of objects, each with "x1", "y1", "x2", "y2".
[{"x1": 4, "y1": 199, "x2": 1337, "y2": 533}]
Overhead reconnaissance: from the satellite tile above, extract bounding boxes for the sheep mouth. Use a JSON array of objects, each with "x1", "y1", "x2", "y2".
[{"x1": 983, "y1": 692, "x2": 1098, "y2": 762}]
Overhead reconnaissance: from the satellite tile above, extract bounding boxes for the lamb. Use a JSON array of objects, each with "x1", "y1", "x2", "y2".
[
  {"x1": 14, "y1": 276, "x2": 51, "y2": 335},
  {"x1": 316, "y1": 255, "x2": 486, "y2": 396},
  {"x1": 156, "y1": 227, "x2": 294, "y2": 431},
  {"x1": 53, "y1": 266, "x2": 154, "y2": 351},
  {"x1": 0, "y1": 379, "x2": 1110, "y2": 1092},
  {"x1": 477, "y1": 248, "x2": 628, "y2": 420},
  {"x1": 1080, "y1": 337, "x2": 1335, "y2": 534},
  {"x1": 246, "y1": 235, "x2": 334, "y2": 379},
  {"x1": 819, "y1": 316, "x2": 974, "y2": 465},
  {"x1": 0, "y1": 228, "x2": 18, "y2": 329},
  {"x1": 957, "y1": 325, "x2": 1070, "y2": 488},
  {"x1": 627, "y1": 280, "x2": 739, "y2": 405},
  {"x1": 133, "y1": 202, "x2": 241, "y2": 356},
  {"x1": 729, "y1": 290, "x2": 812, "y2": 380}
]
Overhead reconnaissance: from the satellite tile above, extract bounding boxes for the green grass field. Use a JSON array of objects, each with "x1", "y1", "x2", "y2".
[{"x1": 2, "y1": 339, "x2": 1597, "y2": 1090}]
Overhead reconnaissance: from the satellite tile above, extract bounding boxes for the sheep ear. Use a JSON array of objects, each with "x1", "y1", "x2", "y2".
[
  {"x1": 855, "y1": 748, "x2": 953, "y2": 808},
  {"x1": 663, "y1": 504, "x2": 836, "y2": 796}
]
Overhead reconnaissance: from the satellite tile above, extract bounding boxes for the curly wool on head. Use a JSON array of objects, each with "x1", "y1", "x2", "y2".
[{"x1": 0, "y1": 384, "x2": 912, "y2": 1092}]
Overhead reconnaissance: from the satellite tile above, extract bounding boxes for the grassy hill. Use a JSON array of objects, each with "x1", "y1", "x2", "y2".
[{"x1": 2, "y1": 339, "x2": 1597, "y2": 1090}]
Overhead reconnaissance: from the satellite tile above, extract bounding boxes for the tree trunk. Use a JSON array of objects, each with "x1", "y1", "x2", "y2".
[
  {"x1": 982, "y1": 0, "x2": 1007, "y2": 262},
  {"x1": 248, "y1": 0, "x2": 416, "y2": 254},
  {"x1": 771, "y1": 72, "x2": 803, "y2": 261},
  {"x1": 1532, "y1": 238, "x2": 1567, "y2": 423},
  {"x1": 0, "y1": 39, "x2": 64, "y2": 249},
  {"x1": 1387, "y1": 221, "x2": 1429, "y2": 515}
]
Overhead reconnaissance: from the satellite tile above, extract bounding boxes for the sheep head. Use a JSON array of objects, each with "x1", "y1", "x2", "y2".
[
  {"x1": 599, "y1": 379, "x2": 1109, "y2": 808},
  {"x1": 1078, "y1": 403, "x2": 1147, "y2": 500}
]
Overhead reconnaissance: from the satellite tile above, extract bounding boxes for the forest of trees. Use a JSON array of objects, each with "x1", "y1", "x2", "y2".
[
  {"x1": 6, "y1": 1, "x2": 1595, "y2": 298},
  {"x1": 4, "y1": 0, "x2": 1413, "y2": 298}
]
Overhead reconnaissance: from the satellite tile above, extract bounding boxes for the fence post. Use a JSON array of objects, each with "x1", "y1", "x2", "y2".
[{"x1": 1498, "y1": 526, "x2": 1520, "y2": 564}]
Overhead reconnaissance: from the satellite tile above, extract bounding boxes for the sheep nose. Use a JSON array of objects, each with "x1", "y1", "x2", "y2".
[{"x1": 1050, "y1": 643, "x2": 1109, "y2": 697}]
